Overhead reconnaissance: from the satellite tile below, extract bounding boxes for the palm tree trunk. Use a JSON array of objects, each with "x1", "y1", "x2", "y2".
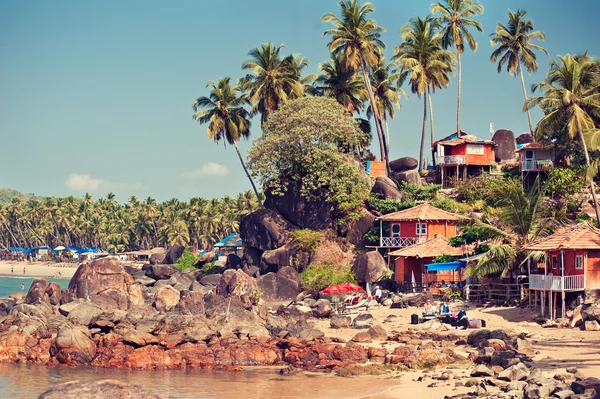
[
  {"x1": 457, "y1": 51, "x2": 462, "y2": 134},
  {"x1": 359, "y1": 61, "x2": 390, "y2": 175},
  {"x1": 420, "y1": 92, "x2": 428, "y2": 172},
  {"x1": 233, "y1": 141, "x2": 263, "y2": 209},
  {"x1": 428, "y1": 87, "x2": 436, "y2": 167},
  {"x1": 518, "y1": 61, "x2": 534, "y2": 135},
  {"x1": 385, "y1": 119, "x2": 390, "y2": 151},
  {"x1": 577, "y1": 128, "x2": 600, "y2": 224}
]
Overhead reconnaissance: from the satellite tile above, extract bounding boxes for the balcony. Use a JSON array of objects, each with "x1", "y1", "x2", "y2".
[
  {"x1": 436, "y1": 155, "x2": 466, "y2": 165},
  {"x1": 522, "y1": 159, "x2": 553, "y2": 171},
  {"x1": 380, "y1": 237, "x2": 420, "y2": 248},
  {"x1": 528, "y1": 274, "x2": 585, "y2": 291}
]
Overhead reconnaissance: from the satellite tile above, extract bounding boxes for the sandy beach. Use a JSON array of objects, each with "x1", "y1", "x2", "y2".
[{"x1": 0, "y1": 260, "x2": 79, "y2": 278}]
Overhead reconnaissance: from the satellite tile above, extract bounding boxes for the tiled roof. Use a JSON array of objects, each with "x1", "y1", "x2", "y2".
[
  {"x1": 433, "y1": 131, "x2": 494, "y2": 147},
  {"x1": 515, "y1": 141, "x2": 553, "y2": 152},
  {"x1": 526, "y1": 224, "x2": 600, "y2": 250},
  {"x1": 388, "y1": 235, "x2": 467, "y2": 258},
  {"x1": 377, "y1": 203, "x2": 463, "y2": 221}
]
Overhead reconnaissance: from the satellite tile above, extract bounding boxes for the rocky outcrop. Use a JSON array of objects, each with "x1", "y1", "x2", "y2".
[
  {"x1": 371, "y1": 176, "x2": 403, "y2": 200},
  {"x1": 339, "y1": 210, "x2": 376, "y2": 245},
  {"x1": 68, "y1": 258, "x2": 144, "y2": 310},
  {"x1": 352, "y1": 251, "x2": 388, "y2": 284},
  {"x1": 391, "y1": 170, "x2": 421, "y2": 186},
  {"x1": 492, "y1": 129, "x2": 516, "y2": 163},
  {"x1": 163, "y1": 246, "x2": 185, "y2": 265},
  {"x1": 142, "y1": 264, "x2": 178, "y2": 281},
  {"x1": 149, "y1": 253, "x2": 165, "y2": 265},
  {"x1": 51, "y1": 325, "x2": 97, "y2": 365},
  {"x1": 257, "y1": 266, "x2": 302, "y2": 300},
  {"x1": 38, "y1": 380, "x2": 173, "y2": 399},
  {"x1": 26, "y1": 278, "x2": 50, "y2": 306},
  {"x1": 516, "y1": 133, "x2": 534, "y2": 145},
  {"x1": 390, "y1": 156, "x2": 418, "y2": 172},
  {"x1": 216, "y1": 269, "x2": 259, "y2": 309},
  {"x1": 240, "y1": 209, "x2": 296, "y2": 251}
]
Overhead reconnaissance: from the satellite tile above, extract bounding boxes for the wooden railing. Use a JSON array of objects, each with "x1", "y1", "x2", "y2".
[
  {"x1": 522, "y1": 159, "x2": 553, "y2": 171},
  {"x1": 465, "y1": 283, "x2": 528, "y2": 302},
  {"x1": 436, "y1": 155, "x2": 466, "y2": 165},
  {"x1": 380, "y1": 237, "x2": 419, "y2": 248},
  {"x1": 528, "y1": 274, "x2": 585, "y2": 291}
]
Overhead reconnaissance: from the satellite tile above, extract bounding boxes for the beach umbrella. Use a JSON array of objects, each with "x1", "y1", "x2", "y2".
[
  {"x1": 54, "y1": 246, "x2": 65, "y2": 251},
  {"x1": 321, "y1": 283, "x2": 364, "y2": 295},
  {"x1": 338, "y1": 282, "x2": 364, "y2": 292}
]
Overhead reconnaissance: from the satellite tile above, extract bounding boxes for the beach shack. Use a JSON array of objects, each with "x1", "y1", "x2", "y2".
[
  {"x1": 374, "y1": 203, "x2": 463, "y2": 250},
  {"x1": 515, "y1": 142, "x2": 554, "y2": 191},
  {"x1": 389, "y1": 235, "x2": 467, "y2": 288},
  {"x1": 526, "y1": 224, "x2": 600, "y2": 319},
  {"x1": 214, "y1": 233, "x2": 243, "y2": 256},
  {"x1": 433, "y1": 131, "x2": 496, "y2": 188},
  {"x1": 33, "y1": 246, "x2": 52, "y2": 259}
]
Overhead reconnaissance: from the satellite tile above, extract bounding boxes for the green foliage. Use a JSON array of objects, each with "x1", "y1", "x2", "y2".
[
  {"x1": 449, "y1": 225, "x2": 497, "y2": 247},
  {"x1": 176, "y1": 248, "x2": 199, "y2": 271},
  {"x1": 367, "y1": 195, "x2": 415, "y2": 215},
  {"x1": 430, "y1": 198, "x2": 456, "y2": 212},
  {"x1": 292, "y1": 229, "x2": 326, "y2": 254},
  {"x1": 248, "y1": 97, "x2": 371, "y2": 220},
  {"x1": 401, "y1": 182, "x2": 441, "y2": 201},
  {"x1": 444, "y1": 289, "x2": 463, "y2": 301},
  {"x1": 299, "y1": 262, "x2": 356, "y2": 293},
  {"x1": 454, "y1": 174, "x2": 506, "y2": 204},
  {"x1": 362, "y1": 224, "x2": 389, "y2": 246},
  {"x1": 433, "y1": 254, "x2": 457, "y2": 263},
  {"x1": 545, "y1": 167, "x2": 584, "y2": 197}
]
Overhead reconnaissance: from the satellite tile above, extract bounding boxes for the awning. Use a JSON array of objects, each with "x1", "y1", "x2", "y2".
[
  {"x1": 458, "y1": 252, "x2": 487, "y2": 263},
  {"x1": 425, "y1": 261, "x2": 466, "y2": 272},
  {"x1": 214, "y1": 233, "x2": 243, "y2": 248}
]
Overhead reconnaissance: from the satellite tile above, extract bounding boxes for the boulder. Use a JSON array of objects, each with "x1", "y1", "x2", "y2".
[
  {"x1": 51, "y1": 325, "x2": 97, "y2": 365},
  {"x1": 67, "y1": 302, "x2": 104, "y2": 326},
  {"x1": 154, "y1": 286, "x2": 180, "y2": 313},
  {"x1": 584, "y1": 320, "x2": 600, "y2": 331},
  {"x1": 470, "y1": 364, "x2": 494, "y2": 377},
  {"x1": 257, "y1": 266, "x2": 302, "y2": 300},
  {"x1": 260, "y1": 244, "x2": 294, "y2": 274},
  {"x1": 371, "y1": 176, "x2": 403, "y2": 201},
  {"x1": 37, "y1": 379, "x2": 173, "y2": 399},
  {"x1": 571, "y1": 305, "x2": 583, "y2": 328},
  {"x1": 351, "y1": 332, "x2": 372, "y2": 343},
  {"x1": 390, "y1": 156, "x2": 418, "y2": 172},
  {"x1": 492, "y1": 129, "x2": 516, "y2": 163},
  {"x1": 167, "y1": 270, "x2": 196, "y2": 291},
  {"x1": 149, "y1": 253, "x2": 166, "y2": 265},
  {"x1": 352, "y1": 251, "x2": 388, "y2": 284},
  {"x1": 330, "y1": 314, "x2": 352, "y2": 329},
  {"x1": 225, "y1": 254, "x2": 242, "y2": 269},
  {"x1": 25, "y1": 278, "x2": 50, "y2": 305},
  {"x1": 352, "y1": 313, "x2": 374, "y2": 328},
  {"x1": 312, "y1": 299, "x2": 333, "y2": 318},
  {"x1": 572, "y1": 377, "x2": 600, "y2": 395},
  {"x1": 175, "y1": 290, "x2": 205, "y2": 316},
  {"x1": 582, "y1": 301, "x2": 600, "y2": 322},
  {"x1": 194, "y1": 252, "x2": 215, "y2": 267},
  {"x1": 516, "y1": 338, "x2": 535, "y2": 356},
  {"x1": 340, "y1": 210, "x2": 376, "y2": 245},
  {"x1": 418, "y1": 319, "x2": 444, "y2": 331},
  {"x1": 239, "y1": 209, "x2": 297, "y2": 251},
  {"x1": 298, "y1": 328, "x2": 325, "y2": 341},
  {"x1": 516, "y1": 133, "x2": 534, "y2": 145},
  {"x1": 242, "y1": 246, "x2": 263, "y2": 269},
  {"x1": 497, "y1": 363, "x2": 529, "y2": 381},
  {"x1": 390, "y1": 170, "x2": 421, "y2": 186},
  {"x1": 199, "y1": 273, "x2": 222, "y2": 286},
  {"x1": 142, "y1": 264, "x2": 178, "y2": 280},
  {"x1": 163, "y1": 245, "x2": 185, "y2": 264},
  {"x1": 367, "y1": 324, "x2": 387, "y2": 340},
  {"x1": 68, "y1": 258, "x2": 144, "y2": 310},
  {"x1": 216, "y1": 269, "x2": 259, "y2": 309}
]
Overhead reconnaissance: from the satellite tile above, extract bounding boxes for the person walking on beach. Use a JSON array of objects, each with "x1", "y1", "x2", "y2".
[
  {"x1": 374, "y1": 286, "x2": 382, "y2": 309},
  {"x1": 11, "y1": 267, "x2": 13, "y2": 273},
  {"x1": 20, "y1": 284, "x2": 24, "y2": 290},
  {"x1": 23, "y1": 267, "x2": 26, "y2": 274}
]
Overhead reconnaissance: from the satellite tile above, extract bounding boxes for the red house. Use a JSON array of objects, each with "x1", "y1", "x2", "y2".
[
  {"x1": 433, "y1": 131, "x2": 496, "y2": 188},
  {"x1": 526, "y1": 224, "x2": 600, "y2": 319},
  {"x1": 375, "y1": 203, "x2": 463, "y2": 249}
]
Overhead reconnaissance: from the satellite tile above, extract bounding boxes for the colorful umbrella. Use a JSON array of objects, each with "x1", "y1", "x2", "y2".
[{"x1": 321, "y1": 283, "x2": 364, "y2": 295}]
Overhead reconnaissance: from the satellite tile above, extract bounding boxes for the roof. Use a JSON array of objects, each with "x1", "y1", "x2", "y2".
[
  {"x1": 433, "y1": 131, "x2": 495, "y2": 147},
  {"x1": 388, "y1": 235, "x2": 466, "y2": 258},
  {"x1": 214, "y1": 233, "x2": 243, "y2": 248},
  {"x1": 525, "y1": 224, "x2": 600, "y2": 251},
  {"x1": 377, "y1": 203, "x2": 463, "y2": 222},
  {"x1": 514, "y1": 141, "x2": 553, "y2": 152},
  {"x1": 425, "y1": 261, "x2": 466, "y2": 272}
]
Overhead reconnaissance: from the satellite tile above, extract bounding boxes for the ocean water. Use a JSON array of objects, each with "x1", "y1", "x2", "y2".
[{"x1": 0, "y1": 276, "x2": 71, "y2": 298}]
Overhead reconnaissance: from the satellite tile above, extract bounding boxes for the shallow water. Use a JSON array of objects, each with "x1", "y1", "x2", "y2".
[
  {"x1": 0, "y1": 364, "x2": 400, "y2": 399},
  {"x1": 0, "y1": 276, "x2": 71, "y2": 298}
]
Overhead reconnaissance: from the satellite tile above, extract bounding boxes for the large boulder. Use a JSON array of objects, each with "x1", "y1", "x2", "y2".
[
  {"x1": 216, "y1": 269, "x2": 259, "y2": 309},
  {"x1": 242, "y1": 246, "x2": 263, "y2": 269},
  {"x1": 154, "y1": 286, "x2": 180, "y2": 313},
  {"x1": 149, "y1": 253, "x2": 165, "y2": 265},
  {"x1": 516, "y1": 133, "x2": 534, "y2": 145},
  {"x1": 225, "y1": 254, "x2": 242, "y2": 269},
  {"x1": 68, "y1": 258, "x2": 144, "y2": 310},
  {"x1": 25, "y1": 277, "x2": 50, "y2": 305},
  {"x1": 352, "y1": 251, "x2": 388, "y2": 284},
  {"x1": 492, "y1": 129, "x2": 516, "y2": 162},
  {"x1": 37, "y1": 379, "x2": 173, "y2": 399},
  {"x1": 163, "y1": 245, "x2": 185, "y2": 265},
  {"x1": 175, "y1": 290, "x2": 205, "y2": 316},
  {"x1": 142, "y1": 264, "x2": 178, "y2": 280},
  {"x1": 390, "y1": 170, "x2": 421, "y2": 186},
  {"x1": 389, "y1": 156, "x2": 418, "y2": 172},
  {"x1": 371, "y1": 176, "x2": 403, "y2": 200},
  {"x1": 240, "y1": 209, "x2": 297, "y2": 251},
  {"x1": 257, "y1": 266, "x2": 302, "y2": 300},
  {"x1": 50, "y1": 325, "x2": 97, "y2": 365},
  {"x1": 582, "y1": 301, "x2": 600, "y2": 322},
  {"x1": 46, "y1": 282, "x2": 62, "y2": 306},
  {"x1": 339, "y1": 210, "x2": 376, "y2": 245},
  {"x1": 260, "y1": 244, "x2": 294, "y2": 274}
]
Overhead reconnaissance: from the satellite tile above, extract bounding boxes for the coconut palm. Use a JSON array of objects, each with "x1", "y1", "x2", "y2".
[
  {"x1": 322, "y1": 0, "x2": 390, "y2": 174},
  {"x1": 193, "y1": 77, "x2": 263, "y2": 208},
  {"x1": 490, "y1": 9, "x2": 547, "y2": 134},
  {"x1": 431, "y1": 0, "x2": 484, "y2": 135},
  {"x1": 240, "y1": 43, "x2": 306, "y2": 125},
  {"x1": 394, "y1": 16, "x2": 455, "y2": 171},
  {"x1": 314, "y1": 54, "x2": 367, "y2": 114},
  {"x1": 526, "y1": 54, "x2": 600, "y2": 224}
]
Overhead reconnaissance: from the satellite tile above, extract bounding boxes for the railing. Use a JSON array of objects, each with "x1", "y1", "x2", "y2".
[
  {"x1": 380, "y1": 236, "x2": 419, "y2": 247},
  {"x1": 465, "y1": 283, "x2": 528, "y2": 302},
  {"x1": 528, "y1": 274, "x2": 585, "y2": 291},
  {"x1": 436, "y1": 155, "x2": 466, "y2": 165},
  {"x1": 522, "y1": 159, "x2": 553, "y2": 171}
]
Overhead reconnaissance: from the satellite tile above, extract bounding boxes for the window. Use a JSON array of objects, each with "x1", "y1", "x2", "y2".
[
  {"x1": 416, "y1": 223, "x2": 427, "y2": 235},
  {"x1": 552, "y1": 256, "x2": 557, "y2": 270},
  {"x1": 575, "y1": 255, "x2": 583, "y2": 270},
  {"x1": 466, "y1": 144, "x2": 485, "y2": 155},
  {"x1": 391, "y1": 224, "x2": 401, "y2": 237}
]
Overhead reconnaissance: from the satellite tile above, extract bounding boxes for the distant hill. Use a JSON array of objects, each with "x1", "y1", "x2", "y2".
[{"x1": 0, "y1": 188, "x2": 43, "y2": 204}]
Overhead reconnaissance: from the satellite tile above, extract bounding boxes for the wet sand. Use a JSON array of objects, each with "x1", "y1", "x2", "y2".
[{"x1": 0, "y1": 260, "x2": 78, "y2": 278}]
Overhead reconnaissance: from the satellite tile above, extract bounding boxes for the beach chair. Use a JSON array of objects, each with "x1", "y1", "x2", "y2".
[{"x1": 338, "y1": 299, "x2": 372, "y2": 313}]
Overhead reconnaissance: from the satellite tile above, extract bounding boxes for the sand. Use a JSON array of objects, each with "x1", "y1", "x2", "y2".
[{"x1": 0, "y1": 260, "x2": 79, "y2": 278}]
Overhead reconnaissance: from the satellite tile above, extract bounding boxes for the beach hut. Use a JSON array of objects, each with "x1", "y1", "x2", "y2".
[
  {"x1": 515, "y1": 142, "x2": 554, "y2": 191},
  {"x1": 214, "y1": 233, "x2": 243, "y2": 256},
  {"x1": 33, "y1": 246, "x2": 52, "y2": 258},
  {"x1": 526, "y1": 224, "x2": 600, "y2": 319}
]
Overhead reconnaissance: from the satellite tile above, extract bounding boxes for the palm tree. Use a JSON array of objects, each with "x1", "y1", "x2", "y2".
[
  {"x1": 322, "y1": 0, "x2": 390, "y2": 174},
  {"x1": 313, "y1": 54, "x2": 367, "y2": 114},
  {"x1": 394, "y1": 16, "x2": 455, "y2": 171},
  {"x1": 193, "y1": 77, "x2": 263, "y2": 208},
  {"x1": 431, "y1": 0, "x2": 484, "y2": 135},
  {"x1": 240, "y1": 43, "x2": 306, "y2": 125},
  {"x1": 490, "y1": 9, "x2": 547, "y2": 134},
  {"x1": 526, "y1": 54, "x2": 600, "y2": 224}
]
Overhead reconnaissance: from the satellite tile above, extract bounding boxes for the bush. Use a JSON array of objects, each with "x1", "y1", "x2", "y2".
[
  {"x1": 432, "y1": 254, "x2": 457, "y2": 263},
  {"x1": 401, "y1": 182, "x2": 440, "y2": 201},
  {"x1": 176, "y1": 248, "x2": 199, "y2": 271},
  {"x1": 430, "y1": 198, "x2": 457, "y2": 212},
  {"x1": 454, "y1": 174, "x2": 505, "y2": 204},
  {"x1": 292, "y1": 229, "x2": 325, "y2": 254},
  {"x1": 367, "y1": 195, "x2": 415, "y2": 215},
  {"x1": 300, "y1": 262, "x2": 356, "y2": 293},
  {"x1": 545, "y1": 167, "x2": 584, "y2": 197}
]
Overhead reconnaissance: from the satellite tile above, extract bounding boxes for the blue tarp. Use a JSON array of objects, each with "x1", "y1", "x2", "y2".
[
  {"x1": 34, "y1": 246, "x2": 52, "y2": 250},
  {"x1": 425, "y1": 261, "x2": 466, "y2": 272},
  {"x1": 365, "y1": 160, "x2": 371, "y2": 175},
  {"x1": 214, "y1": 233, "x2": 243, "y2": 248},
  {"x1": 9, "y1": 247, "x2": 25, "y2": 252}
]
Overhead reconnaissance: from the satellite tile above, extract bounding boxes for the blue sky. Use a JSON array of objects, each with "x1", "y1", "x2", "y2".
[{"x1": 1, "y1": 0, "x2": 599, "y2": 202}]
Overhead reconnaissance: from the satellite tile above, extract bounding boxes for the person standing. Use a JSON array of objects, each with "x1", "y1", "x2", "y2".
[{"x1": 374, "y1": 286, "x2": 382, "y2": 309}]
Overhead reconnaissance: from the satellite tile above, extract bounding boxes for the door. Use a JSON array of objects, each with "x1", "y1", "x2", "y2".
[
  {"x1": 391, "y1": 223, "x2": 401, "y2": 237},
  {"x1": 524, "y1": 150, "x2": 534, "y2": 171}
]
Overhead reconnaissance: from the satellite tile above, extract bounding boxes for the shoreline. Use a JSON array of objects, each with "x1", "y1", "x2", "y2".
[{"x1": 0, "y1": 260, "x2": 78, "y2": 278}]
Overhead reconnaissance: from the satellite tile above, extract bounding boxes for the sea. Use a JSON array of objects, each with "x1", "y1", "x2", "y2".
[{"x1": 0, "y1": 277, "x2": 400, "y2": 398}]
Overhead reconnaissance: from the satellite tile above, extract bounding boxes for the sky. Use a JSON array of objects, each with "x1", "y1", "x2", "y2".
[{"x1": 1, "y1": 0, "x2": 599, "y2": 203}]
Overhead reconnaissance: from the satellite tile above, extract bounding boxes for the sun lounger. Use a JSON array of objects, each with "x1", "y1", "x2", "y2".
[{"x1": 338, "y1": 299, "x2": 372, "y2": 313}]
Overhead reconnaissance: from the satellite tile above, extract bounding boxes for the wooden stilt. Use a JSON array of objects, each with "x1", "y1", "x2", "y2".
[
  {"x1": 553, "y1": 292, "x2": 557, "y2": 320},
  {"x1": 534, "y1": 290, "x2": 538, "y2": 313},
  {"x1": 541, "y1": 291, "x2": 545, "y2": 317},
  {"x1": 561, "y1": 291, "x2": 566, "y2": 319}
]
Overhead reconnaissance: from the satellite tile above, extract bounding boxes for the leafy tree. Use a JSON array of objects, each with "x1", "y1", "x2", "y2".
[
  {"x1": 313, "y1": 54, "x2": 367, "y2": 114},
  {"x1": 431, "y1": 0, "x2": 484, "y2": 135},
  {"x1": 247, "y1": 97, "x2": 371, "y2": 221},
  {"x1": 490, "y1": 9, "x2": 547, "y2": 134},
  {"x1": 192, "y1": 77, "x2": 263, "y2": 207}
]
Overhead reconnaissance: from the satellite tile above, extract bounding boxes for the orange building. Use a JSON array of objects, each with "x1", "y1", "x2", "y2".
[
  {"x1": 526, "y1": 224, "x2": 600, "y2": 319},
  {"x1": 375, "y1": 203, "x2": 463, "y2": 249},
  {"x1": 433, "y1": 131, "x2": 496, "y2": 188}
]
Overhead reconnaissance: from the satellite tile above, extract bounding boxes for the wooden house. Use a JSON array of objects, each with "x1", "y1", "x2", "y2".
[
  {"x1": 389, "y1": 235, "x2": 467, "y2": 285},
  {"x1": 375, "y1": 203, "x2": 463, "y2": 249},
  {"x1": 515, "y1": 142, "x2": 554, "y2": 191},
  {"x1": 526, "y1": 224, "x2": 600, "y2": 319},
  {"x1": 433, "y1": 131, "x2": 496, "y2": 188}
]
